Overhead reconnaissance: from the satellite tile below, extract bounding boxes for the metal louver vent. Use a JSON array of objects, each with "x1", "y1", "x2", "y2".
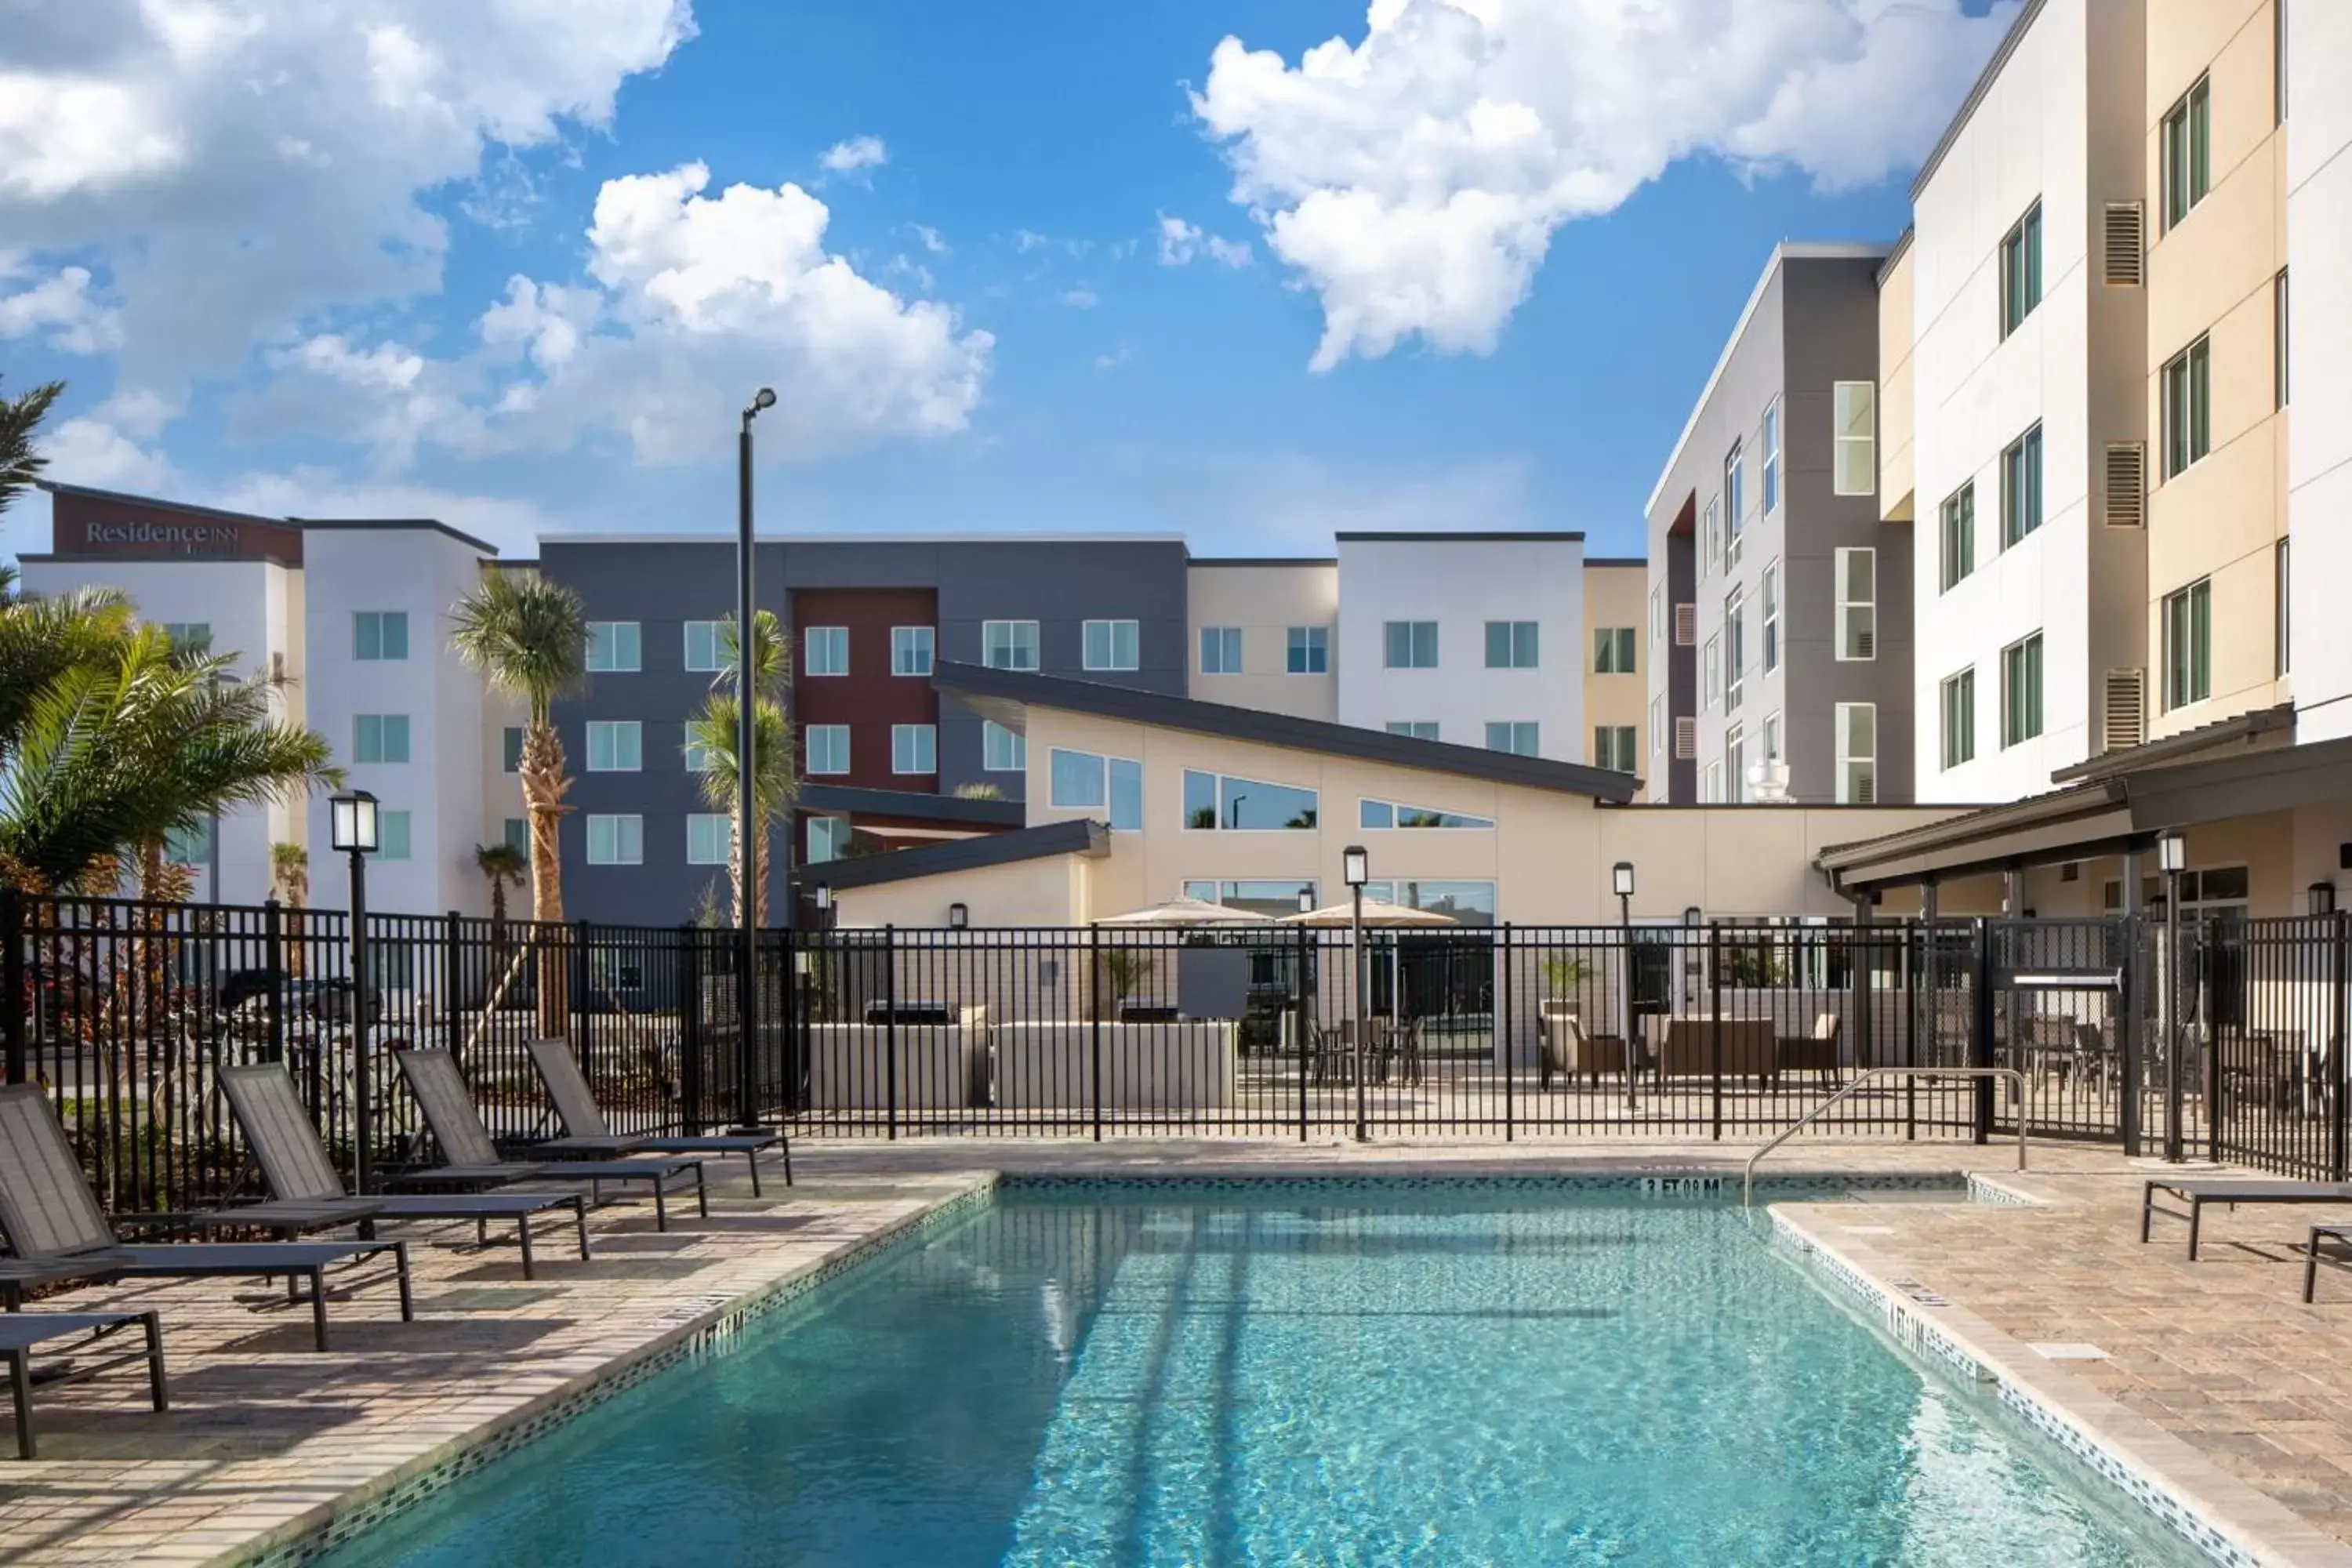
[
  {"x1": 2103, "y1": 669, "x2": 2146, "y2": 753},
  {"x1": 1673, "y1": 604, "x2": 1697, "y2": 647},
  {"x1": 2103, "y1": 203, "x2": 2143, "y2": 286},
  {"x1": 2105, "y1": 444, "x2": 2146, "y2": 527},
  {"x1": 1673, "y1": 717, "x2": 1697, "y2": 760}
]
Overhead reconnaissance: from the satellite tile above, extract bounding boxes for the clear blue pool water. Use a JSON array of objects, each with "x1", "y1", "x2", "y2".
[{"x1": 322, "y1": 1183, "x2": 2201, "y2": 1567}]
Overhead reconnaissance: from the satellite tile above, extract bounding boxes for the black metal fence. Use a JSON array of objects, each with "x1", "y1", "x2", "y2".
[{"x1": 6, "y1": 888, "x2": 2349, "y2": 1214}]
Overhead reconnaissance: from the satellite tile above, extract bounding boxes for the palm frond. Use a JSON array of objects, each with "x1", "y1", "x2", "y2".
[
  {"x1": 448, "y1": 570, "x2": 589, "y2": 725},
  {"x1": 0, "y1": 378, "x2": 65, "y2": 517}
]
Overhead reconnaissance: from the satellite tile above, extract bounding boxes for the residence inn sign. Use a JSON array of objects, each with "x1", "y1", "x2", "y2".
[{"x1": 46, "y1": 486, "x2": 304, "y2": 564}]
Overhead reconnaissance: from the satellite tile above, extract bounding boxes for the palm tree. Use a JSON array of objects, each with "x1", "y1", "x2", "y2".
[
  {"x1": 0, "y1": 377, "x2": 64, "y2": 517},
  {"x1": 474, "y1": 840, "x2": 527, "y2": 941},
  {"x1": 271, "y1": 840, "x2": 311, "y2": 975},
  {"x1": 0, "y1": 579, "x2": 136, "y2": 757},
  {"x1": 685, "y1": 611, "x2": 794, "y2": 928},
  {"x1": 448, "y1": 571, "x2": 586, "y2": 1033}
]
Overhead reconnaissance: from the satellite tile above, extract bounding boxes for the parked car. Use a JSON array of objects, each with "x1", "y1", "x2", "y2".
[{"x1": 219, "y1": 969, "x2": 382, "y2": 1021}]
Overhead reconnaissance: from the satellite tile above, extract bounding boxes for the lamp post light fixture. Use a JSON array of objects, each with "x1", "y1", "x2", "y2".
[
  {"x1": 812, "y1": 882, "x2": 832, "y2": 927},
  {"x1": 1343, "y1": 845, "x2": 1370, "y2": 1141},
  {"x1": 328, "y1": 790, "x2": 379, "y2": 1193},
  {"x1": 1613, "y1": 862, "x2": 1637, "y2": 1112},
  {"x1": 2312, "y1": 882, "x2": 2339, "y2": 917},
  {"x1": 1298, "y1": 887, "x2": 1316, "y2": 915},
  {"x1": 733, "y1": 387, "x2": 777, "y2": 1135},
  {"x1": 1682, "y1": 906, "x2": 1702, "y2": 928},
  {"x1": 2155, "y1": 829, "x2": 2187, "y2": 1162}
]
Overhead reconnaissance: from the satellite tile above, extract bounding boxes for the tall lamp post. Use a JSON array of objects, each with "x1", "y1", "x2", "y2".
[
  {"x1": 2157, "y1": 829, "x2": 2187, "y2": 1162},
  {"x1": 735, "y1": 387, "x2": 776, "y2": 1134},
  {"x1": 1344, "y1": 845, "x2": 1370, "y2": 1141},
  {"x1": 1613, "y1": 862, "x2": 1637, "y2": 1112},
  {"x1": 329, "y1": 790, "x2": 379, "y2": 1192}
]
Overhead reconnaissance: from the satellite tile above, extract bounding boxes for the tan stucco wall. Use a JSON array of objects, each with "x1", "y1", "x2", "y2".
[
  {"x1": 835, "y1": 851, "x2": 1087, "y2": 930},
  {"x1": 1581, "y1": 561, "x2": 1649, "y2": 797},
  {"x1": 1877, "y1": 241, "x2": 1916, "y2": 523},
  {"x1": 2144, "y1": 0, "x2": 2288, "y2": 738},
  {"x1": 1185, "y1": 562, "x2": 1338, "y2": 720}
]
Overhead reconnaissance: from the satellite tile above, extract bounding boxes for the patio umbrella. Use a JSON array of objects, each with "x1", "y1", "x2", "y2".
[
  {"x1": 1280, "y1": 898, "x2": 1457, "y2": 927},
  {"x1": 1096, "y1": 897, "x2": 1277, "y2": 926}
]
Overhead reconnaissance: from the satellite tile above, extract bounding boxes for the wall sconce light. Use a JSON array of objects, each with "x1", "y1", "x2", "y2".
[
  {"x1": 2311, "y1": 882, "x2": 2337, "y2": 916},
  {"x1": 947, "y1": 902, "x2": 970, "y2": 929}
]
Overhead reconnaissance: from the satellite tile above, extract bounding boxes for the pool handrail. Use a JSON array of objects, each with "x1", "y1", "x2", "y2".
[{"x1": 1742, "y1": 1066, "x2": 2031, "y2": 1207}]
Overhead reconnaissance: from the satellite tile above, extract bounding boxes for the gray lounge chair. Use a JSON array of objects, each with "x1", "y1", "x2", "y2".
[
  {"x1": 0, "y1": 1086, "x2": 412, "y2": 1352},
  {"x1": 217, "y1": 1065, "x2": 590, "y2": 1280},
  {"x1": 393, "y1": 1051, "x2": 707, "y2": 1231},
  {"x1": 3, "y1": 1309, "x2": 167, "y2": 1457},
  {"x1": 2140, "y1": 1177, "x2": 2352, "y2": 1259},
  {"x1": 523, "y1": 1038, "x2": 789, "y2": 1196}
]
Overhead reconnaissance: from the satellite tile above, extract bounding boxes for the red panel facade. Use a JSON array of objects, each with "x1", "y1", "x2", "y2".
[{"x1": 790, "y1": 587, "x2": 939, "y2": 791}]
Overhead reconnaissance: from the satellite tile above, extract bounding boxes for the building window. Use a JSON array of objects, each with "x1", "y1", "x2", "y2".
[
  {"x1": 1762, "y1": 563, "x2": 1780, "y2": 674},
  {"x1": 1484, "y1": 721, "x2": 1539, "y2": 757},
  {"x1": 2001, "y1": 633, "x2": 2045, "y2": 747},
  {"x1": 164, "y1": 818, "x2": 212, "y2": 866},
  {"x1": 1382, "y1": 620, "x2": 1438, "y2": 669},
  {"x1": 1359, "y1": 797, "x2": 1494, "y2": 830},
  {"x1": 1832, "y1": 382, "x2": 1875, "y2": 496},
  {"x1": 1724, "y1": 441, "x2": 1746, "y2": 564},
  {"x1": 1386, "y1": 720, "x2": 1439, "y2": 741},
  {"x1": 1593, "y1": 726, "x2": 1639, "y2": 772},
  {"x1": 354, "y1": 713, "x2": 410, "y2": 764},
  {"x1": 502, "y1": 818, "x2": 528, "y2": 853},
  {"x1": 1200, "y1": 626, "x2": 1243, "y2": 674},
  {"x1": 1184, "y1": 768, "x2": 1314, "y2": 829},
  {"x1": 586, "y1": 815, "x2": 642, "y2": 866},
  {"x1": 1835, "y1": 548, "x2": 1876, "y2": 661},
  {"x1": 891, "y1": 724, "x2": 937, "y2": 775},
  {"x1": 682, "y1": 735, "x2": 716, "y2": 772},
  {"x1": 501, "y1": 726, "x2": 524, "y2": 773},
  {"x1": 1648, "y1": 586, "x2": 1664, "y2": 648},
  {"x1": 807, "y1": 816, "x2": 851, "y2": 864},
  {"x1": 377, "y1": 811, "x2": 412, "y2": 862},
  {"x1": 1762, "y1": 712, "x2": 1781, "y2": 765},
  {"x1": 804, "y1": 625, "x2": 848, "y2": 677},
  {"x1": 2162, "y1": 336, "x2": 2211, "y2": 478},
  {"x1": 1703, "y1": 497, "x2": 1721, "y2": 578},
  {"x1": 1083, "y1": 619, "x2": 1139, "y2": 672},
  {"x1": 1286, "y1": 626, "x2": 1328, "y2": 673},
  {"x1": 1940, "y1": 667, "x2": 1976, "y2": 771},
  {"x1": 1761, "y1": 398, "x2": 1781, "y2": 514},
  {"x1": 2162, "y1": 579, "x2": 2212, "y2": 711},
  {"x1": 2277, "y1": 539, "x2": 2291, "y2": 679},
  {"x1": 982, "y1": 619, "x2": 1040, "y2": 671},
  {"x1": 2000, "y1": 201, "x2": 2042, "y2": 337},
  {"x1": 160, "y1": 622, "x2": 212, "y2": 655},
  {"x1": 891, "y1": 626, "x2": 935, "y2": 677},
  {"x1": 1051, "y1": 748, "x2": 1143, "y2": 830},
  {"x1": 683, "y1": 619, "x2": 724, "y2": 673},
  {"x1": 982, "y1": 720, "x2": 1026, "y2": 771},
  {"x1": 1725, "y1": 724, "x2": 1746, "y2": 804},
  {"x1": 1835, "y1": 703, "x2": 1877, "y2": 804},
  {"x1": 1704, "y1": 760, "x2": 1724, "y2": 804},
  {"x1": 2162, "y1": 75, "x2": 2211, "y2": 230},
  {"x1": 1939, "y1": 483, "x2": 1975, "y2": 590},
  {"x1": 1593, "y1": 627, "x2": 1636, "y2": 674},
  {"x1": 586, "y1": 720, "x2": 641, "y2": 772},
  {"x1": 354, "y1": 611, "x2": 408, "y2": 662},
  {"x1": 585, "y1": 622, "x2": 641, "y2": 673},
  {"x1": 686, "y1": 814, "x2": 730, "y2": 866},
  {"x1": 1704, "y1": 633, "x2": 1721, "y2": 711},
  {"x1": 805, "y1": 724, "x2": 850, "y2": 775},
  {"x1": 1724, "y1": 589, "x2": 1745, "y2": 713},
  {"x1": 2001, "y1": 424, "x2": 2043, "y2": 548},
  {"x1": 2276, "y1": 269, "x2": 2290, "y2": 409},
  {"x1": 1484, "y1": 620, "x2": 1538, "y2": 669},
  {"x1": 1649, "y1": 695, "x2": 1666, "y2": 757}
]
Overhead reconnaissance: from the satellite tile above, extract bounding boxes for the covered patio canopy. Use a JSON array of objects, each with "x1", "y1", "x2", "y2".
[{"x1": 1815, "y1": 722, "x2": 2352, "y2": 896}]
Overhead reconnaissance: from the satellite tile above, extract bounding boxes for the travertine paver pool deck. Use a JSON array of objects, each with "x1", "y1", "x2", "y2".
[{"x1": 5, "y1": 1134, "x2": 2352, "y2": 1565}]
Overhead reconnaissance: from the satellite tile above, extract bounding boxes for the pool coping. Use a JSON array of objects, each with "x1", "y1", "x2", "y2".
[{"x1": 1774, "y1": 1203, "x2": 2352, "y2": 1568}]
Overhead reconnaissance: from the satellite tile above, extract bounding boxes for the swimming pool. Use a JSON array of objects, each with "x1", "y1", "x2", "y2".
[{"x1": 321, "y1": 1181, "x2": 2202, "y2": 1566}]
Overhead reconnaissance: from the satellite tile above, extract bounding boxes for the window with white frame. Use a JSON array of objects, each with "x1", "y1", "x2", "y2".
[
  {"x1": 1649, "y1": 695, "x2": 1665, "y2": 758},
  {"x1": 376, "y1": 811, "x2": 412, "y2": 862},
  {"x1": 586, "y1": 621, "x2": 641, "y2": 672},
  {"x1": 1762, "y1": 562, "x2": 1780, "y2": 674},
  {"x1": 1724, "y1": 589, "x2": 1745, "y2": 712},
  {"x1": 165, "y1": 818, "x2": 212, "y2": 866},
  {"x1": 2002, "y1": 424, "x2": 2043, "y2": 548},
  {"x1": 682, "y1": 734, "x2": 716, "y2": 772},
  {"x1": 1762, "y1": 398, "x2": 1781, "y2": 514},
  {"x1": 891, "y1": 724, "x2": 937, "y2": 775},
  {"x1": 1835, "y1": 548, "x2": 1876, "y2": 661},
  {"x1": 806, "y1": 816, "x2": 851, "y2": 864},
  {"x1": 1286, "y1": 626, "x2": 1327, "y2": 673},
  {"x1": 1762, "y1": 711, "x2": 1781, "y2": 765},
  {"x1": 161, "y1": 622, "x2": 211, "y2": 654},
  {"x1": 1382, "y1": 620, "x2": 1438, "y2": 668},
  {"x1": 2162, "y1": 75, "x2": 2210, "y2": 230},
  {"x1": 1703, "y1": 633, "x2": 1721, "y2": 710},
  {"x1": 354, "y1": 611, "x2": 408, "y2": 661},
  {"x1": 1184, "y1": 768, "x2": 1315, "y2": 829},
  {"x1": 1724, "y1": 441, "x2": 1745, "y2": 564},
  {"x1": 1053, "y1": 748, "x2": 1143, "y2": 830},
  {"x1": 1593, "y1": 726, "x2": 1639, "y2": 772},
  {"x1": 982, "y1": 619, "x2": 1040, "y2": 670},
  {"x1": 2163, "y1": 336, "x2": 2211, "y2": 478},
  {"x1": 804, "y1": 625, "x2": 848, "y2": 677},
  {"x1": 1083, "y1": 619, "x2": 1139, "y2": 671},
  {"x1": 1649, "y1": 585, "x2": 1664, "y2": 648},
  {"x1": 586, "y1": 815, "x2": 642, "y2": 865},
  {"x1": 1704, "y1": 760, "x2": 1725, "y2": 803},
  {"x1": 1703, "y1": 497, "x2": 1721, "y2": 578},
  {"x1": 2001, "y1": 633, "x2": 2044, "y2": 747},
  {"x1": 1484, "y1": 620, "x2": 1538, "y2": 669},
  {"x1": 1940, "y1": 482, "x2": 1976, "y2": 590},
  {"x1": 684, "y1": 619, "x2": 724, "y2": 673},
  {"x1": 1485, "y1": 721, "x2": 1539, "y2": 757},
  {"x1": 686, "y1": 814, "x2": 729, "y2": 866},
  {"x1": 1359, "y1": 797, "x2": 1494, "y2": 830},
  {"x1": 1386, "y1": 720, "x2": 1439, "y2": 741},
  {"x1": 1725, "y1": 724, "x2": 1746, "y2": 804},
  {"x1": 1940, "y1": 666, "x2": 1976, "y2": 771},
  {"x1": 2163, "y1": 579, "x2": 2212, "y2": 711},
  {"x1": 1593, "y1": 627, "x2": 1636, "y2": 674},
  {"x1": 891, "y1": 626, "x2": 935, "y2": 677},
  {"x1": 354, "y1": 713, "x2": 409, "y2": 764},
  {"x1": 586, "y1": 720, "x2": 641, "y2": 771},
  {"x1": 2000, "y1": 200, "x2": 2042, "y2": 337},
  {"x1": 1832, "y1": 382, "x2": 1875, "y2": 496},
  {"x1": 982, "y1": 720, "x2": 1026, "y2": 771},
  {"x1": 1200, "y1": 626, "x2": 1243, "y2": 674},
  {"x1": 1835, "y1": 703, "x2": 1877, "y2": 804},
  {"x1": 805, "y1": 724, "x2": 850, "y2": 775}
]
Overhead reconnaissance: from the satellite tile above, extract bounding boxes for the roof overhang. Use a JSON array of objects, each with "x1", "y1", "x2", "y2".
[
  {"x1": 811, "y1": 818, "x2": 1108, "y2": 892},
  {"x1": 795, "y1": 783, "x2": 1024, "y2": 829}
]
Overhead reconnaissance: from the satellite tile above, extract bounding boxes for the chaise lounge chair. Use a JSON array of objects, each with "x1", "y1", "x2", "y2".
[
  {"x1": 393, "y1": 1051, "x2": 709, "y2": 1232},
  {"x1": 2, "y1": 1309, "x2": 168, "y2": 1457},
  {"x1": 523, "y1": 1038, "x2": 789, "y2": 1196},
  {"x1": 216, "y1": 1065, "x2": 591, "y2": 1281},
  {"x1": 0, "y1": 1085, "x2": 412, "y2": 1352},
  {"x1": 2140, "y1": 1176, "x2": 2352, "y2": 1260}
]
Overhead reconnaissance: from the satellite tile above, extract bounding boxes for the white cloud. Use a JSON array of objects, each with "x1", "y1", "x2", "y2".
[
  {"x1": 1155, "y1": 213, "x2": 1252, "y2": 268},
  {"x1": 1092, "y1": 346, "x2": 1131, "y2": 372},
  {"x1": 1194, "y1": 0, "x2": 2018, "y2": 369},
  {"x1": 1011, "y1": 229, "x2": 1051, "y2": 252},
  {"x1": 0, "y1": 266, "x2": 121, "y2": 354},
  {"x1": 911, "y1": 223, "x2": 949, "y2": 255},
  {"x1": 1060, "y1": 287, "x2": 1099, "y2": 310},
  {"x1": 817, "y1": 134, "x2": 888, "y2": 175},
  {"x1": 37, "y1": 416, "x2": 176, "y2": 492}
]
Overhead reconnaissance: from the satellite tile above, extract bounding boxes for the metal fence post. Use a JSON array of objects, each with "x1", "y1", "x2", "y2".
[
  {"x1": 2201, "y1": 917, "x2": 2223, "y2": 1161},
  {"x1": 2119, "y1": 913, "x2": 2145, "y2": 1157},
  {"x1": 1501, "y1": 923, "x2": 1515, "y2": 1142},
  {"x1": 263, "y1": 897, "x2": 285, "y2": 1066},
  {"x1": 1089, "y1": 923, "x2": 1104, "y2": 1143},
  {"x1": 571, "y1": 917, "x2": 590, "y2": 1054},
  {"x1": 1709, "y1": 920, "x2": 1724, "y2": 1141},
  {"x1": 1, "y1": 884, "x2": 23, "y2": 1087},
  {"x1": 2333, "y1": 912, "x2": 2350, "y2": 1182},
  {"x1": 1971, "y1": 916, "x2": 1996, "y2": 1145},
  {"x1": 680, "y1": 924, "x2": 704, "y2": 1135},
  {"x1": 441, "y1": 910, "x2": 461, "y2": 1058},
  {"x1": 1294, "y1": 921, "x2": 1310, "y2": 1143},
  {"x1": 1902, "y1": 922, "x2": 1918, "y2": 1142},
  {"x1": 884, "y1": 924, "x2": 899, "y2": 1141}
]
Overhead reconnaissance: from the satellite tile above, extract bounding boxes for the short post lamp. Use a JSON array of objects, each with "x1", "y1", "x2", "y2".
[
  {"x1": 1613, "y1": 862, "x2": 1637, "y2": 1112},
  {"x1": 1298, "y1": 887, "x2": 1316, "y2": 915},
  {"x1": 329, "y1": 790, "x2": 379, "y2": 1193},
  {"x1": 812, "y1": 882, "x2": 833, "y2": 931},
  {"x1": 1344, "y1": 845, "x2": 1370, "y2": 1141},
  {"x1": 2156, "y1": 829, "x2": 2187, "y2": 1163},
  {"x1": 947, "y1": 902, "x2": 969, "y2": 931}
]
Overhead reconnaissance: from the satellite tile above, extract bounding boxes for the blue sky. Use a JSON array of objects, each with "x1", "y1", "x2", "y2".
[{"x1": 0, "y1": 0, "x2": 2016, "y2": 567}]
